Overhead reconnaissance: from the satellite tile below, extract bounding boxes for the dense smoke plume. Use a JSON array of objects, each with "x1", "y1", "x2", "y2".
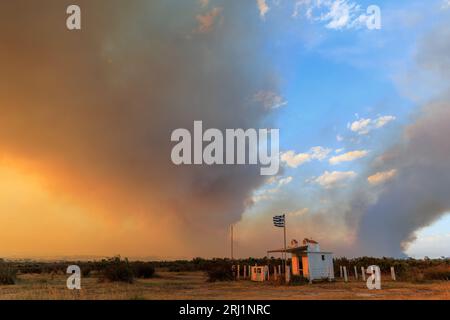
[
  {"x1": 0, "y1": 0, "x2": 277, "y2": 256},
  {"x1": 357, "y1": 24, "x2": 450, "y2": 256}
]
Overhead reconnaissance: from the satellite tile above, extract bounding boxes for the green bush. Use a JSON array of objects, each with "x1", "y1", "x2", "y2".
[
  {"x1": 396, "y1": 264, "x2": 449, "y2": 282},
  {"x1": 289, "y1": 275, "x2": 309, "y2": 285},
  {"x1": 206, "y1": 264, "x2": 234, "y2": 282},
  {"x1": 82, "y1": 267, "x2": 92, "y2": 277},
  {"x1": 101, "y1": 257, "x2": 134, "y2": 283},
  {"x1": 423, "y1": 265, "x2": 450, "y2": 281},
  {"x1": 132, "y1": 262, "x2": 155, "y2": 279},
  {"x1": 0, "y1": 264, "x2": 17, "y2": 285}
]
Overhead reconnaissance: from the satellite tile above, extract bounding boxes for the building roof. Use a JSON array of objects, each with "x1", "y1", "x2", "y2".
[
  {"x1": 267, "y1": 246, "x2": 308, "y2": 254},
  {"x1": 303, "y1": 238, "x2": 319, "y2": 244},
  {"x1": 267, "y1": 246, "x2": 333, "y2": 254}
]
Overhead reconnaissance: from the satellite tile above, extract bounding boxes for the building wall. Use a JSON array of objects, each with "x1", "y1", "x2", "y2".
[
  {"x1": 307, "y1": 243, "x2": 321, "y2": 252},
  {"x1": 307, "y1": 252, "x2": 334, "y2": 280}
]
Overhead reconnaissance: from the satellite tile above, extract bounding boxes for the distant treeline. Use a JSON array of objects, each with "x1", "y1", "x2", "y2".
[
  {"x1": 0, "y1": 257, "x2": 155, "y2": 284},
  {"x1": 1, "y1": 256, "x2": 448, "y2": 284},
  {"x1": 333, "y1": 256, "x2": 450, "y2": 281},
  {"x1": 153, "y1": 257, "x2": 284, "y2": 272}
]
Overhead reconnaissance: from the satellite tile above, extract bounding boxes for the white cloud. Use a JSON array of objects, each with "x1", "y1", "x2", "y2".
[
  {"x1": 281, "y1": 146, "x2": 332, "y2": 168},
  {"x1": 368, "y1": 169, "x2": 397, "y2": 186},
  {"x1": 257, "y1": 0, "x2": 270, "y2": 19},
  {"x1": 374, "y1": 115, "x2": 396, "y2": 128},
  {"x1": 265, "y1": 175, "x2": 294, "y2": 188},
  {"x1": 314, "y1": 170, "x2": 357, "y2": 188},
  {"x1": 336, "y1": 134, "x2": 344, "y2": 142},
  {"x1": 281, "y1": 151, "x2": 311, "y2": 168},
  {"x1": 309, "y1": 146, "x2": 331, "y2": 160},
  {"x1": 277, "y1": 176, "x2": 293, "y2": 187},
  {"x1": 252, "y1": 175, "x2": 293, "y2": 202},
  {"x1": 442, "y1": 0, "x2": 450, "y2": 10},
  {"x1": 322, "y1": 0, "x2": 357, "y2": 29},
  {"x1": 348, "y1": 115, "x2": 396, "y2": 135},
  {"x1": 253, "y1": 90, "x2": 288, "y2": 110},
  {"x1": 293, "y1": 0, "x2": 368, "y2": 30},
  {"x1": 329, "y1": 150, "x2": 368, "y2": 165},
  {"x1": 349, "y1": 118, "x2": 371, "y2": 134},
  {"x1": 335, "y1": 148, "x2": 345, "y2": 154},
  {"x1": 288, "y1": 208, "x2": 309, "y2": 217}
]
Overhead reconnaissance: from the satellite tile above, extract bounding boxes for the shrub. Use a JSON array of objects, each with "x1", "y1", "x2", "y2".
[
  {"x1": 206, "y1": 264, "x2": 234, "y2": 282},
  {"x1": 82, "y1": 267, "x2": 92, "y2": 277},
  {"x1": 167, "y1": 262, "x2": 196, "y2": 272},
  {"x1": 0, "y1": 264, "x2": 17, "y2": 285},
  {"x1": 398, "y1": 267, "x2": 425, "y2": 282},
  {"x1": 397, "y1": 265, "x2": 450, "y2": 282},
  {"x1": 17, "y1": 264, "x2": 43, "y2": 274},
  {"x1": 132, "y1": 262, "x2": 155, "y2": 279},
  {"x1": 168, "y1": 266, "x2": 182, "y2": 272},
  {"x1": 289, "y1": 275, "x2": 309, "y2": 286},
  {"x1": 423, "y1": 265, "x2": 450, "y2": 281},
  {"x1": 101, "y1": 257, "x2": 134, "y2": 283}
]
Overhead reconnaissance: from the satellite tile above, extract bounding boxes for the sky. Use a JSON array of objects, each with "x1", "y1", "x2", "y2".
[{"x1": 0, "y1": 0, "x2": 449, "y2": 259}]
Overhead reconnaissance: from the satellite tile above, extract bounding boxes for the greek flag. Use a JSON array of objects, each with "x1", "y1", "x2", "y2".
[{"x1": 273, "y1": 214, "x2": 285, "y2": 228}]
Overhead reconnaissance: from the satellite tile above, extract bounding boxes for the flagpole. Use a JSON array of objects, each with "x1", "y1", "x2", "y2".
[
  {"x1": 230, "y1": 224, "x2": 234, "y2": 260},
  {"x1": 283, "y1": 214, "x2": 287, "y2": 275}
]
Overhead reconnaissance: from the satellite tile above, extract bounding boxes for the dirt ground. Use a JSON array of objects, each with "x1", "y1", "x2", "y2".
[{"x1": 0, "y1": 271, "x2": 448, "y2": 300}]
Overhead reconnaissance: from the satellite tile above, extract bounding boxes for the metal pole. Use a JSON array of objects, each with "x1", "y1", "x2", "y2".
[
  {"x1": 283, "y1": 215, "x2": 287, "y2": 275},
  {"x1": 230, "y1": 224, "x2": 234, "y2": 260}
]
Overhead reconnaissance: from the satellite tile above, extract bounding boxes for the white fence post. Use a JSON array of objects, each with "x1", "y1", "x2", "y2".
[
  {"x1": 285, "y1": 266, "x2": 291, "y2": 283},
  {"x1": 391, "y1": 266, "x2": 396, "y2": 281},
  {"x1": 340, "y1": 266, "x2": 343, "y2": 278},
  {"x1": 361, "y1": 267, "x2": 366, "y2": 281},
  {"x1": 354, "y1": 266, "x2": 358, "y2": 280},
  {"x1": 343, "y1": 266, "x2": 348, "y2": 282}
]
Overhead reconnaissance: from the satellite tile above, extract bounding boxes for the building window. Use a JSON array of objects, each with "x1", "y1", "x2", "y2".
[{"x1": 321, "y1": 255, "x2": 325, "y2": 261}]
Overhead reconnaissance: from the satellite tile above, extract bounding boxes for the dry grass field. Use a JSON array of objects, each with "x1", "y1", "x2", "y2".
[{"x1": 0, "y1": 270, "x2": 448, "y2": 300}]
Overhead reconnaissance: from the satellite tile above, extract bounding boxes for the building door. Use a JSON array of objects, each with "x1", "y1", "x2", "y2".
[
  {"x1": 292, "y1": 255, "x2": 300, "y2": 276},
  {"x1": 301, "y1": 255, "x2": 309, "y2": 278}
]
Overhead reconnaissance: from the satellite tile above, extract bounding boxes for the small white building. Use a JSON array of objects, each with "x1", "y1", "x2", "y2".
[
  {"x1": 250, "y1": 266, "x2": 268, "y2": 282},
  {"x1": 268, "y1": 238, "x2": 334, "y2": 281}
]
